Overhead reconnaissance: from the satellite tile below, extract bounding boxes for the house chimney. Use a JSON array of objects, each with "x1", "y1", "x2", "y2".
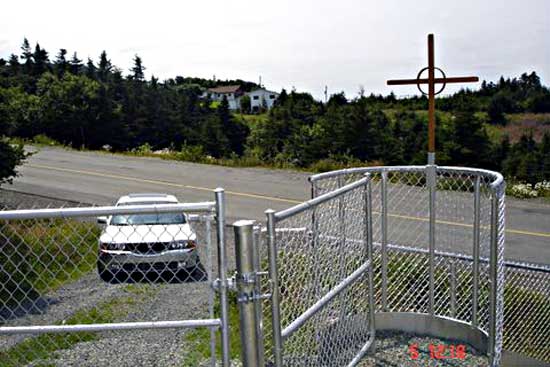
[{"x1": 259, "y1": 75, "x2": 262, "y2": 88}]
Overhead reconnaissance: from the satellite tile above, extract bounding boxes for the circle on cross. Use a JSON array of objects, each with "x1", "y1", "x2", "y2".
[{"x1": 416, "y1": 67, "x2": 447, "y2": 96}]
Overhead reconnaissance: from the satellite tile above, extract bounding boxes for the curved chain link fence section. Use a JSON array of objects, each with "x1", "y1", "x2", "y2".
[{"x1": 310, "y1": 166, "x2": 549, "y2": 364}]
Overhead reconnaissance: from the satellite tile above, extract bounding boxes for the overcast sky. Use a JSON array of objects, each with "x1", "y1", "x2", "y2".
[{"x1": 1, "y1": 0, "x2": 548, "y2": 99}]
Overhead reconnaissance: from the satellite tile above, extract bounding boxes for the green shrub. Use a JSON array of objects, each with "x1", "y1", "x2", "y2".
[
  {"x1": 130, "y1": 142, "x2": 153, "y2": 155},
  {"x1": 32, "y1": 134, "x2": 59, "y2": 146},
  {"x1": 175, "y1": 145, "x2": 206, "y2": 162}
]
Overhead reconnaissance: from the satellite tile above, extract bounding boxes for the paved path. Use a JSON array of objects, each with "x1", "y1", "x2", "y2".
[{"x1": 6, "y1": 147, "x2": 550, "y2": 265}]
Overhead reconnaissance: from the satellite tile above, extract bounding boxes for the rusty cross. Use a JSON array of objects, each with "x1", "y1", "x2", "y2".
[{"x1": 387, "y1": 34, "x2": 479, "y2": 164}]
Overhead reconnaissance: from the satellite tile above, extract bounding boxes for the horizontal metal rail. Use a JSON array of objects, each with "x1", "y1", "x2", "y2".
[
  {"x1": 382, "y1": 242, "x2": 550, "y2": 273},
  {"x1": 0, "y1": 202, "x2": 216, "y2": 220},
  {"x1": 275, "y1": 176, "x2": 369, "y2": 222},
  {"x1": 270, "y1": 229, "x2": 550, "y2": 273},
  {"x1": 281, "y1": 259, "x2": 371, "y2": 340},
  {"x1": 308, "y1": 165, "x2": 503, "y2": 191},
  {"x1": 0, "y1": 319, "x2": 221, "y2": 335},
  {"x1": 308, "y1": 166, "x2": 426, "y2": 182}
]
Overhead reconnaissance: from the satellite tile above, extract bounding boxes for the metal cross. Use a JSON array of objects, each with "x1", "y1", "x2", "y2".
[{"x1": 387, "y1": 34, "x2": 479, "y2": 164}]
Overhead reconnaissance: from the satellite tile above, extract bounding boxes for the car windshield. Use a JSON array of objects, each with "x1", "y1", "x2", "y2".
[{"x1": 110, "y1": 201, "x2": 186, "y2": 226}]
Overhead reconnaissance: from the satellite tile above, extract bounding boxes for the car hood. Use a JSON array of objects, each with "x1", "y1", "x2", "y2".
[{"x1": 100, "y1": 224, "x2": 196, "y2": 244}]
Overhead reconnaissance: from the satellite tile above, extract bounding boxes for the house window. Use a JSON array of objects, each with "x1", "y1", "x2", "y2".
[
  {"x1": 270, "y1": 94, "x2": 275, "y2": 99},
  {"x1": 253, "y1": 96, "x2": 259, "y2": 100}
]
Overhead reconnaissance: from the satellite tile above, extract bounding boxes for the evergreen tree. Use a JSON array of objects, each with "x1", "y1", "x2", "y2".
[
  {"x1": 69, "y1": 52, "x2": 83, "y2": 74},
  {"x1": 85, "y1": 58, "x2": 96, "y2": 79},
  {"x1": 54, "y1": 48, "x2": 68, "y2": 76},
  {"x1": 131, "y1": 55, "x2": 145, "y2": 81},
  {"x1": 20, "y1": 38, "x2": 33, "y2": 72},
  {"x1": 8, "y1": 54, "x2": 20, "y2": 75},
  {"x1": 32, "y1": 43, "x2": 49, "y2": 76},
  {"x1": 98, "y1": 51, "x2": 112, "y2": 82}
]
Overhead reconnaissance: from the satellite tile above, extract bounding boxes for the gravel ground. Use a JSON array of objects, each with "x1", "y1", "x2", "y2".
[
  {"x1": 0, "y1": 273, "x2": 128, "y2": 350},
  {"x1": 28, "y1": 282, "x2": 211, "y2": 367}
]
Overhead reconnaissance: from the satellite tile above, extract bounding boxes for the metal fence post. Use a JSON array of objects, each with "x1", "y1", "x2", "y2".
[
  {"x1": 365, "y1": 174, "x2": 376, "y2": 345},
  {"x1": 215, "y1": 188, "x2": 231, "y2": 367},
  {"x1": 488, "y1": 191, "x2": 498, "y2": 365},
  {"x1": 381, "y1": 171, "x2": 388, "y2": 311},
  {"x1": 253, "y1": 227, "x2": 266, "y2": 367},
  {"x1": 266, "y1": 209, "x2": 283, "y2": 367},
  {"x1": 472, "y1": 176, "x2": 481, "y2": 327},
  {"x1": 449, "y1": 261, "x2": 457, "y2": 318},
  {"x1": 427, "y1": 165, "x2": 437, "y2": 315},
  {"x1": 206, "y1": 215, "x2": 217, "y2": 367},
  {"x1": 337, "y1": 176, "x2": 347, "y2": 320},
  {"x1": 234, "y1": 220, "x2": 262, "y2": 367}
]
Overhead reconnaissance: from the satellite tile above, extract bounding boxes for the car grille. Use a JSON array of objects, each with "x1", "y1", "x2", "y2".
[{"x1": 125, "y1": 242, "x2": 168, "y2": 254}]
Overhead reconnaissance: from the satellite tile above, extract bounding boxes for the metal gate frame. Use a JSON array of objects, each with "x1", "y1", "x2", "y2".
[
  {"x1": 0, "y1": 188, "x2": 231, "y2": 367},
  {"x1": 235, "y1": 176, "x2": 376, "y2": 367}
]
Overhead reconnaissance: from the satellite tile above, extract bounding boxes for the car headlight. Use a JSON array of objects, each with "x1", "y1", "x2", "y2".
[{"x1": 169, "y1": 240, "x2": 196, "y2": 250}]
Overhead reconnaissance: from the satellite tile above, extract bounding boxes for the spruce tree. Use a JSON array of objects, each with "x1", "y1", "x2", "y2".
[
  {"x1": 32, "y1": 43, "x2": 49, "y2": 76},
  {"x1": 131, "y1": 55, "x2": 145, "y2": 81},
  {"x1": 54, "y1": 48, "x2": 68, "y2": 76},
  {"x1": 20, "y1": 38, "x2": 33, "y2": 72},
  {"x1": 98, "y1": 51, "x2": 112, "y2": 81},
  {"x1": 85, "y1": 58, "x2": 97, "y2": 79},
  {"x1": 69, "y1": 52, "x2": 82, "y2": 74}
]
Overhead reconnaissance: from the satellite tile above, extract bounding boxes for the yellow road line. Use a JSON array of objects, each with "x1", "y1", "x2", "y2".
[
  {"x1": 27, "y1": 163, "x2": 301, "y2": 204},
  {"x1": 387, "y1": 213, "x2": 550, "y2": 237},
  {"x1": 26, "y1": 163, "x2": 550, "y2": 239}
]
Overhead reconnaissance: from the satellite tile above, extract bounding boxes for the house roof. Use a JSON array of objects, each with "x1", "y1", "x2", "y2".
[
  {"x1": 207, "y1": 85, "x2": 241, "y2": 94},
  {"x1": 248, "y1": 88, "x2": 279, "y2": 95}
]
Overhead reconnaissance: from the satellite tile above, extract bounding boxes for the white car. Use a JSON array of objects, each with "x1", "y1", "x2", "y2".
[{"x1": 97, "y1": 193, "x2": 202, "y2": 282}]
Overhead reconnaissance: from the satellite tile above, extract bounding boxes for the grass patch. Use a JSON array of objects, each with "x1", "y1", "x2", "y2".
[
  {"x1": 0, "y1": 284, "x2": 155, "y2": 367},
  {"x1": 0, "y1": 219, "x2": 100, "y2": 310},
  {"x1": 181, "y1": 296, "x2": 241, "y2": 366}
]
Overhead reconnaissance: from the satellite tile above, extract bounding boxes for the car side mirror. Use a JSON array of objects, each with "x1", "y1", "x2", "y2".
[{"x1": 97, "y1": 216, "x2": 108, "y2": 224}]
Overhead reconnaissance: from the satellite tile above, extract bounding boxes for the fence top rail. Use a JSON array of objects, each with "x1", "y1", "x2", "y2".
[
  {"x1": 0, "y1": 202, "x2": 216, "y2": 220},
  {"x1": 308, "y1": 165, "x2": 504, "y2": 191},
  {"x1": 273, "y1": 176, "x2": 369, "y2": 222}
]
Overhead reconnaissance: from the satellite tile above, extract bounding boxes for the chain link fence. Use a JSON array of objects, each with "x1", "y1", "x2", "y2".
[
  {"x1": 260, "y1": 177, "x2": 375, "y2": 367},
  {"x1": 0, "y1": 191, "x2": 231, "y2": 367},
  {"x1": 310, "y1": 166, "x2": 549, "y2": 364}
]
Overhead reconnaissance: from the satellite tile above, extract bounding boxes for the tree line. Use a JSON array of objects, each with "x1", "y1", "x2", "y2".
[{"x1": 0, "y1": 38, "x2": 549, "y2": 185}]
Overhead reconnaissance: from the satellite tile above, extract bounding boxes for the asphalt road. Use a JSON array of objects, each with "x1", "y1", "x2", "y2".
[{"x1": 5, "y1": 146, "x2": 550, "y2": 265}]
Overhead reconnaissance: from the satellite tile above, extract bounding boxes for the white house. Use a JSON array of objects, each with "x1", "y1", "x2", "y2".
[
  {"x1": 246, "y1": 88, "x2": 279, "y2": 111},
  {"x1": 203, "y1": 85, "x2": 243, "y2": 110},
  {"x1": 202, "y1": 85, "x2": 280, "y2": 111}
]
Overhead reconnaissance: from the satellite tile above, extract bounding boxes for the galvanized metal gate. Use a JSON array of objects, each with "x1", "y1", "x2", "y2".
[{"x1": 230, "y1": 177, "x2": 377, "y2": 367}]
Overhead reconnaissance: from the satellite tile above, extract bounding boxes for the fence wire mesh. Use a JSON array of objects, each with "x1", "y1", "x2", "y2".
[
  {"x1": 0, "y1": 197, "x2": 223, "y2": 367},
  {"x1": 261, "y1": 178, "x2": 374, "y2": 367},
  {"x1": 309, "y1": 166, "x2": 549, "y2": 364}
]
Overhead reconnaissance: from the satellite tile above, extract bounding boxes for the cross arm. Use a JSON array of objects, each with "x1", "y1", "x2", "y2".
[{"x1": 387, "y1": 76, "x2": 479, "y2": 86}]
